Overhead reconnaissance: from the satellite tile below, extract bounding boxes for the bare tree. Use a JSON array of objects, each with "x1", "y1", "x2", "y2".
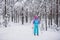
[{"x1": 56, "y1": 0, "x2": 58, "y2": 27}]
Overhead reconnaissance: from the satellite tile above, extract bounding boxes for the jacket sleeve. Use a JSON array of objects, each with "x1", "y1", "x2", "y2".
[{"x1": 33, "y1": 20, "x2": 35, "y2": 24}]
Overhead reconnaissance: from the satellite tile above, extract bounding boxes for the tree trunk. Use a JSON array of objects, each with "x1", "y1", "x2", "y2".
[{"x1": 56, "y1": 0, "x2": 58, "y2": 27}]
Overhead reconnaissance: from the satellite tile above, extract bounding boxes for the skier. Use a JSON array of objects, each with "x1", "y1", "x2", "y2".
[{"x1": 33, "y1": 15, "x2": 40, "y2": 36}]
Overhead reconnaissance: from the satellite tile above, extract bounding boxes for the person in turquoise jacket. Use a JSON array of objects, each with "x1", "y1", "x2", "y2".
[{"x1": 33, "y1": 16, "x2": 40, "y2": 36}]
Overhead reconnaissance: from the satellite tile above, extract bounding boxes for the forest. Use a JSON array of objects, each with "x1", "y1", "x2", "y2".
[{"x1": 0, "y1": 0, "x2": 60, "y2": 31}]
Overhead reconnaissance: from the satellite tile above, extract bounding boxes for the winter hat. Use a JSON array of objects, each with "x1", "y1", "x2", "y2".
[{"x1": 34, "y1": 15, "x2": 38, "y2": 19}]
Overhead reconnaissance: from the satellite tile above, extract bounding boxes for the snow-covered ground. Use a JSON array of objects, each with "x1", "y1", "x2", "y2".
[{"x1": 0, "y1": 22, "x2": 60, "y2": 40}]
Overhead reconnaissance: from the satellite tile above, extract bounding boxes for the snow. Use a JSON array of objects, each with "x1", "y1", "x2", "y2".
[
  {"x1": 14, "y1": 2, "x2": 23, "y2": 9},
  {"x1": 0, "y1": 22, "x2": 60, "y2": 40},
  {"x1": 0, "y1": 0, "x2": 60, "y2": 40}
]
